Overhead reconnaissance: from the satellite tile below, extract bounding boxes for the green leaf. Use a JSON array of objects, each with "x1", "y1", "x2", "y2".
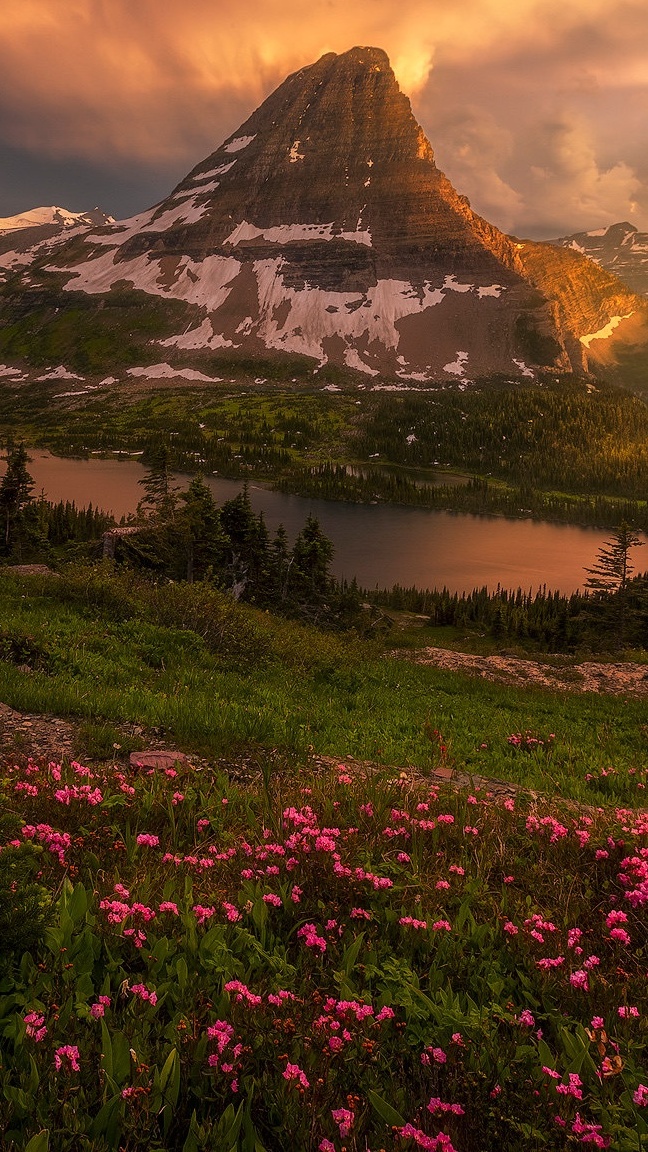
[
  {"x1": 89, "y1": 1096, "x2": 121, "y2": 1146},
  {"x1": 100, "y1": 1019, "x2": 113, "y2": 1081},
  {"x1": 66, "y1": 882, "x2": 88, "y2": 923},
  {"x1": 176, "y1": 956, "x2": 188, "y2": 991},
  {"x1": 25, "y1": 1133, "x2": 49, "y2": 1152},
  {"x1": 112, "y1": 1031, "x2": 132, "y2": 1084},
  {"x1": 341, "y1": 931, "x2": 365, "y2": 977},
  {"x1": 159, "y1": 1047, "x2": 181, "y2": 1107},
  {"x1": 367, "y1": 1089, "x2": 406, "y2": 1128}
]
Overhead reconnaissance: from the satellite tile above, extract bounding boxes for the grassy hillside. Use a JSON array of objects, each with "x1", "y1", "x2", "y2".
[
  {"x1": 0, "y1": 569, "x2": 647, "y2": 1149},
  {"x1": 0, "y1": 567, "x2": 646, "y2": 805}
]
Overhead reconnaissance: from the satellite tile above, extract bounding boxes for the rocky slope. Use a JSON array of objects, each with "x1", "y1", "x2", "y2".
[
  {"x1": 3, "y1": 49, "x2": 647, "y2": 382},
  {"x1": 548, "y1": 222, "x2": 648, "y2": 298}
]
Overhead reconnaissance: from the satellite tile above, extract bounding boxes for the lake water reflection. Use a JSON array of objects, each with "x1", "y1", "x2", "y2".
[{"x1": 2, "y1": 450, "x2": 630, "y2": 595}]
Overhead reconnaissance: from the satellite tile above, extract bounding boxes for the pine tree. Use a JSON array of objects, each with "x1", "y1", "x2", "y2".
[
  {"x1": 584, "y1": 523, "x2": 645, "y2": 646},
  {"x1": 138, "y1": 445, "x2": 180, "y2": 521},
  {"x1": 179, "y1": 476, "x2": 226, "y2": 583},
  {"x1": 290, "y1": 516, "x2": 334, "y2": 603},
  {"x1": 0, "y1": 442, "x2": 35, "y2": 556}
]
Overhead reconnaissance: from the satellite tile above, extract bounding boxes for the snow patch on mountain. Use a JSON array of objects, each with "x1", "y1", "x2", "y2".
[
  {"x1": 36, "y1": 365, "x2": 84, "y2": 381},
  {"x1": 223, "y1": 135, "x2": 256, "y2": 153},
  {"x1": 580, "y1": 313, "x2": 634, "y2": 347},
  {"x1": 223, "y1": 220, "x2": 373, "y2": 247},
  {"x1": 127, "y1": 364, "x2": 224, "y2": 382},
  {"x1": 443, "y1": 351, "x2": 469, "y2": 376},
  {"x1": 59, "y1": 250, "x2": 242, "y2": 310}
]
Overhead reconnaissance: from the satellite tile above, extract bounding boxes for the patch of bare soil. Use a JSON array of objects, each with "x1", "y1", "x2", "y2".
[{"x1": 392, "y1": 646, "x2": 648, "y2": 696}]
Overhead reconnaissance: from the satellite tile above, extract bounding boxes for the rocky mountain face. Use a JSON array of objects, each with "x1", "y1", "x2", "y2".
[
  {"x1": 547, "y1": 223, "x2": 648, "y2": 299},
  {"x1": 4, "y1": 49, "x2": 647, "y2": 382}
]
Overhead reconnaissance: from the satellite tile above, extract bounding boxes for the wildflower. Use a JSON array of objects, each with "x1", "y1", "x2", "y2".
[
  {"x1": 332, "y1": 1107, "x2": 354, "y2": 1138},
  {"x1": 297, "y1": 923, "x2": 326, "y2": 952},
  {"x1": 427, "y1": 1097, "x2": 465, "y2": 1115},
  {"x1": 503, "y1": 921, "x2": 518, "y2": 935},
  {"x1": 518, "y1": 1010, "x2": 535, "y2": 1027},
  {"x1": 54, "y1": 1045, "x2": 80, "y2": 1072},
  {"x1": 319, "y1": 1142, "x2": 336, "y2": 1152},
  {"x1": 130, "y1": 983, "x2": 158, "y2": 1006},
  {"x1": 90, "y1": 995, "x2": 111, "y2": 1019},
  {"x1": 136, "y1": 833, "x2": 160, "y2": 848},
  {"x1": 375, "y1": 1006, "x2": 396, "y2": 1023},
  {"x1": 618, "y1": 1005, "x2": 639, "y2": 1018},
  {"x1": 400, "y1": 916, "x2": 427, "y2": 930},
  {"x1": 350, "y1": 908, "x2": 371, "y2": 919},
  {"x1": 262, "y1": 893, "x2": 282, "y2": 906},
  {"x1": 570, "y1": 970, "x2": 589, "y2": 991},
  {"x1": 24, "y1": 1012, "x2": 47, "y2": 1041},
  {"x1": 193, "y1": 904, "x2": 216, "y2": 925},
  {"x1": 633, "y1": 1084, "x2": 648, "y2": 1106},
  {"x1": 222, "y1": 901, "x2": 241, "y2": 922},
  {"x1": 224, "y1": 980, "x2": 263, "y2": 1006},
  {"x1": 158, "y1": 901, "x2": 179, "y2": 915},
  {"x1": 172, "y1": 792, "x2": 185, "y2": 804},
  {"x1": 435, "y1": 879, "x2": 450, "y2": 890},
  {"x1": 432, "y1": 920, "x2": 452, "y2": 932},
  {"x1": 556, "y1": 1072, "x2": 583, "y2": 1100},
  {"x1": 283, "y1": 1062, "x2": 309, "y2": 1089}
]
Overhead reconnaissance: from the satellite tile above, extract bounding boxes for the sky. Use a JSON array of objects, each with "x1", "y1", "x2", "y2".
[{"x1": 1, "y1": 0, "x2": 647, "y2": 239}]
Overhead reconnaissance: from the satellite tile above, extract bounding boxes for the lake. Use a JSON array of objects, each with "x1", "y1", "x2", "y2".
[{"x1": 2, "y1": 450, "x2": 633, "y2": 594}]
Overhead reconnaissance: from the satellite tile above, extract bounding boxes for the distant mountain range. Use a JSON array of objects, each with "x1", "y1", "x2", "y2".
[
  {"x1": 547, "y1": 223, "x2": 648, "y2": 299},
  {"x1": 1, "y1": 48, "x2": 646, "y2": 385}
]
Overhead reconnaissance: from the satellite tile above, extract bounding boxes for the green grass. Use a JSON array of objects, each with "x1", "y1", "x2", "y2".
[{"x1": 0, "y1": 567, "x2": 646, "y2": 805}]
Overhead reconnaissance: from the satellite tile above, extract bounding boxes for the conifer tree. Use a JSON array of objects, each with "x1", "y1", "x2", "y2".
[
  {"x1": 0, "y1": 442, "x2": 35, "y2": 555},
  {"x1": 584, "y1": 523, "x2": 645, "y2": 645}
]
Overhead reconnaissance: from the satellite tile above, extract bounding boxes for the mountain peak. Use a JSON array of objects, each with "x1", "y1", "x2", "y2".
[{"x1": 33, "y1": 50, "x2": 647, "y2": 382}]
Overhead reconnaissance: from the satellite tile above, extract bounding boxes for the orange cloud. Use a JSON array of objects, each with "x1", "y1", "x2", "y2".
[{"x1": 1, "y1": 0, "x2": 646, "y2": 232}]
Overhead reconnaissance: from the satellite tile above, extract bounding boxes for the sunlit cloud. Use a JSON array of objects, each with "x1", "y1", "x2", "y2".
[{"x1": 1, "y1": 0, "x2": 647, "y2": 232}]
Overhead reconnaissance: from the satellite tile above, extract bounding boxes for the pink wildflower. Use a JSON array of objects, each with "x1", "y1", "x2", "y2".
[
  {"x1": 570, "y1": 970, "x2": 589, "y2": 991},
  {"x1": 24, "y1": 1012, "x2": 47, "y2": 1041},
  {"x1": 136, "y1": 833, "x2": 159, "y2": 848},
  {"x1": 158, "y1": 901, "x2": 179, "y2": 915},
  {"x1": 633, "y1": 1084, "x2": 648, "y2": 1106},
  {"x1": 332, "y1": 1107, "x2": 354, "y2": 1138},
  {"x1": 283, "y1": 1062, "x2": 309, "y2": 1089},
  {"x1": 130, "y1": 983, "x2": 158, "y2": 1006},
  {"x1": 54, "y1": 1045, "x2": 80, "y2": 1072}
]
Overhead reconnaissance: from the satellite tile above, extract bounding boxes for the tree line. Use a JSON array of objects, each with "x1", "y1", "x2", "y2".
[{"x1": 371, "y1": 525, "x2": 648, "y2": 650}]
